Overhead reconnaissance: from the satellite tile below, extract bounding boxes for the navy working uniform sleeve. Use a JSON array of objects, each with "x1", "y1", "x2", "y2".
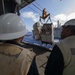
[
  {"x1": 27, "y1": 57, "x2": 39, "y2": 75},
  {"x1": 45, "y1": 45, "x2": 64, "y2": 75}
]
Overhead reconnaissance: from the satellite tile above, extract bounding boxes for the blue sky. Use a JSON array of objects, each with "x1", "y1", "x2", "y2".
[{"x1": 20, "y1": 0, "x2": 75, "y2": 31}]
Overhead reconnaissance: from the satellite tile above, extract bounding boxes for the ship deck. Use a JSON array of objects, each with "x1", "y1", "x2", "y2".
[
  {"x1": 22, "y1": 42, "x2": 51, "y2": 75},
  {"x1": 22, "y1": 32, "x2": 59, "y2": 75}
]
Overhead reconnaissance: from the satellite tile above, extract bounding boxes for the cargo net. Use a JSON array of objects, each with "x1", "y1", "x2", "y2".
[{"x1": 41, "y1": 23, "x2": 52, "y2": 35}]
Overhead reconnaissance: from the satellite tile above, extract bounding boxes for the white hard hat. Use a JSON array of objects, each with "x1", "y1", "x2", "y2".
[
  {"x1": 0, "y1": 13, "x2": 28, "y2": 40},
  {"x1": 64, "y1": 19, "x2": 75, "y2": 27}
]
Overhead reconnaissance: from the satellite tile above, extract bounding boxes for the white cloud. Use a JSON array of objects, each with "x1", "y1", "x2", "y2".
[
  {"x1": 21, "y1": 12, "x2": 39, "y2": 22},
  {"x1": 21, "y1": 11, "x2": 75, "y2": 28},
  {"x1": 54, "y1": 14, "x2": 67, "y2": 21},
  {"x1": 67, "y1": 12, "x2": 75, "y2": 20},
  {"x1": 52, "y1": 12, "x2": 75, "y2": 26}
]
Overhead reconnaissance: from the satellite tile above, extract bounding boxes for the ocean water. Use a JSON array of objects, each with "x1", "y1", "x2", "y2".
[{"x1": 22, "y1": 32, "x2": 59, "y2": 49}]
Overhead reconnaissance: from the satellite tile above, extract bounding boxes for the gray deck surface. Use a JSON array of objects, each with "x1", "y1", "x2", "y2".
[{"x1": 22, "y1": 42, "x2": 52, "y2": 75}]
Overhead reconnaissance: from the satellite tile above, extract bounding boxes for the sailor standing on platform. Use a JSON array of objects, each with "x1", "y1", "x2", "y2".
[
  {"x1": 0, "y1": 13, "x2": 39, "y2": 75},
  {"x1": 45, "y1": 19, "x2": 75, "y2": 75}
]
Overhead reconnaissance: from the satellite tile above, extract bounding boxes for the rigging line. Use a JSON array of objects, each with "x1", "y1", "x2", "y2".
[
  {"x1": 31, "y1": 3, "x2": 42, "y2": 12},
  {"x1": 33, "y1": 2, "x2": 52, "y2": 15},
  {"x1": 25, "y1": 0, "x2": 42, "y2": 12},
  {"x1": 27, "y1": 5, "x2": 41, "y2": 15},
  {"x1": 34, "y1": 1, "x2": 44, "y2": 9},
  {"x1": 32, "y1": 2, "x2": 52, "y2": 17},
  {"x1": 24, "y1": 1, "x2": 41, "y2": 15},
  {"x1": 25, "y1": 1, "x2": 41, "y2": 15}
]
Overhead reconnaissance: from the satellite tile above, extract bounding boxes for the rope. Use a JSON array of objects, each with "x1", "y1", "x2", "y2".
[
  {"x1": 34, "y1": 1, "x2": 43, "y2": 9},
  {"x1": 27, "y1": 5, "x2": 41, "y2": 15},
  {"x1": 32, "y1": 3, "x2": 42, "y2": 12}
]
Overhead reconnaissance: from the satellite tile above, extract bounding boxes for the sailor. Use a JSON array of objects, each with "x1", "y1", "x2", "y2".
[
  {"x1": 0, "y1": 13, "x2": 39, "y2": 75},
  {"x1": 45, "y1": 19, "x2": 75, "y2": 75}
]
